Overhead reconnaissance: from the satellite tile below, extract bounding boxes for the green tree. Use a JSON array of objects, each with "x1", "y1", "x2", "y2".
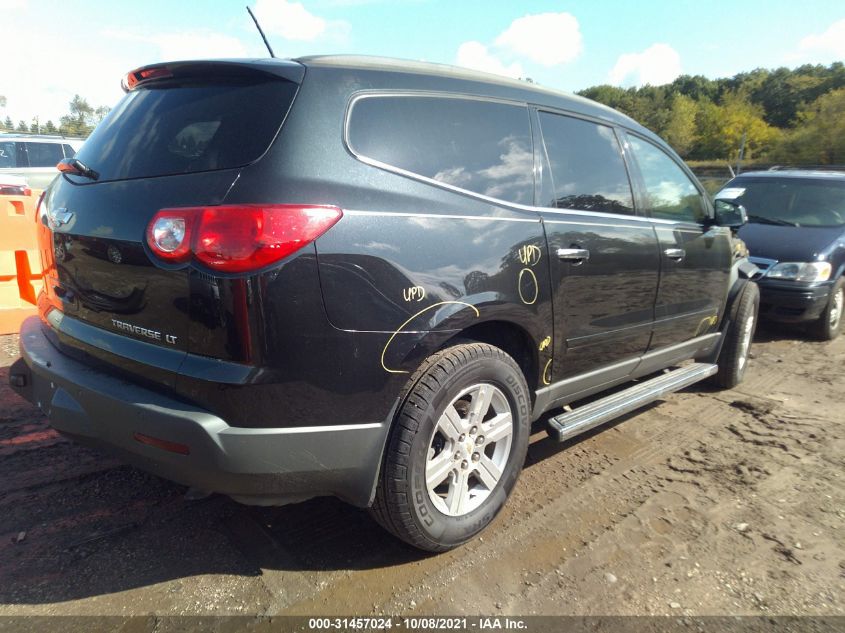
[
  {"x1": 661, "y1": 93, "x2": 698, "y2": 157},
  {"x1": 3, "y1": 116, "x2": 12, "y2": 131},
  {"x1": 769, "y1": 88, "x2": 845, "y2": 164},
  {"x1": 60, "y1": 94, "x2": 96, "y2": 136},
  {"x1": 44, "y1": 120, "x2": 56, "y2": 134},
  {"x1": 16, "y1": 120, "x2": 27, "y2": 132}
]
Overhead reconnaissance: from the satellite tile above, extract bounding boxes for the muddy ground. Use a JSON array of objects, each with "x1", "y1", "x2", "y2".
[{"x1": 0, "y1": 324, "x2": 842, "y2": 618}]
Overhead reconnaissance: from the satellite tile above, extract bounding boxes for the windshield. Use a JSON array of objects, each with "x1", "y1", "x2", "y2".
[
  {"x1": 717, "y1": 177, "x2": 845, "y2": 227},
  {"x1": 71, "y1": 77, "x2": 297, "y2": 182}
]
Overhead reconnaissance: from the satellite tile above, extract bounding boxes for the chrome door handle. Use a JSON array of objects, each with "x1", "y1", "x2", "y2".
[
  {"x1": 557, "y1": 248, "x2": 590, "y2": 262},
  {"x1": 664, "y1": 248, "x2": 685, "y2": 261}
]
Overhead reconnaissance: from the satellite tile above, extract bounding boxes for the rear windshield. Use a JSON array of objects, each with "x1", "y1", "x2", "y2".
[
  {"x1": 72, "y1": 78, "x2": 297, "y2": 182},
  {"x1": 718, "y1": 177, "x2": 845, "y2": 227}
]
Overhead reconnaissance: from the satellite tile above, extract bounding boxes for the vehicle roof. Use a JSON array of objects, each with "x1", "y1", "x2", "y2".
[
  {"x1": 295, "y1": 54, "x2": 653, "y2": 137},
  {"x1": 734, "y1": 169, "x2": 845, "y2": 180},
  {"x1": 0, "y1": 133, "x2": 84, "y2": 142}
]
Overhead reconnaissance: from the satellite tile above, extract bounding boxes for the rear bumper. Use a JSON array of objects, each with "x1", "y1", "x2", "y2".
[
  {"x1": 10, "y1": 317, "x2": 387, "y2": 507},
  {"x1": 757, "y1": 280, "x2": 831, "y2": 323}
]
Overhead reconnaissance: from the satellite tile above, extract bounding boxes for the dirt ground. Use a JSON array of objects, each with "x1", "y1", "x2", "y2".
[{"x1": 0, "y1": 323, "x2": 842, "y2": 618}]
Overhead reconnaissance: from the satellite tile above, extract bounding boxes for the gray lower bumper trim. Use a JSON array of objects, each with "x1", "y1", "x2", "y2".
[{"x1": 13, "y1": 317, "x2": 387, "y2": 507}]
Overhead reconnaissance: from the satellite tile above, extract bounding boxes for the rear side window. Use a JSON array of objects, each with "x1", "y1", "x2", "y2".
[
  {"x1": 347, "y1": 95, "x2": 534, "y2": 205},
  {"x1": 62, "y1": 144, "x2": 76, "y2": 158},
  {"x1": 628, "y1": 136, "x2": 707, "y2": 223},
  {"x1": 72, "y1": 78, "x2": 297, "y2": 182},
  {"x1": 538, "y1": 111, "x2": 633, "y2": 214},
  {"x1": 25, "y1": 142, "x2": 64, "y2": 167},
  {"x1": 0, "y1": 142, "x2": 17, "y2": 168}
]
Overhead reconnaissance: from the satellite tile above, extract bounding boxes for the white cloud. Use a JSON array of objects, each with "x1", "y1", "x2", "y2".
[
  {"x1": 796, "y1": 18, "x2": 845, "y2": 61},
  {"x1": 103, "y1": 28, "x2": 249, "y2": 61},
  {"x1": 454, "y1": 12, "x2": 581, "y2": 80},
  {"x1": 254, "y1": 0, "x2": 348, "y2": 41},
  {"x1": 494, "y1": 12, "x2": 582, "y2": 67},
  {"x1": 455, "y1": 41, "x2": 523, "y2": 79},
  {"x1": 608, "y1": 43, "x2": 681, "y2": 87}
]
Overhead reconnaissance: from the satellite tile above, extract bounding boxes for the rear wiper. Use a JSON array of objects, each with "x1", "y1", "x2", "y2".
[
  {"x1": 747, "y1": 214, "x2": 797, "y2": 227},
  {"x1": 57, "y1": 157, "x2": 100, "y2": 181}
]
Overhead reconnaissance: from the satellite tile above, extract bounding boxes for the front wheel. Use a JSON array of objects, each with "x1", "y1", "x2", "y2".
[
  {"x1": 713, "y1": 282, "x2": 759, "y2": 389},
  {"x1": 808, "y1": 277, "x2": 844, "y2": 341},
  {"x1": 371, "y1": 343, "x2": 531, "y2": 552}
]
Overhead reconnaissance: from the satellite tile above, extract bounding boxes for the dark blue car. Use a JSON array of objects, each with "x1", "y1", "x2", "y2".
[{"x1": 717, "y1": 170, "x2": 845, "y2": 340}]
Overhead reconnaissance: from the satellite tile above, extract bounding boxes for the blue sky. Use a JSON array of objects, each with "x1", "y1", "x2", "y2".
[{"x1": 1, "y1": 0, "x2": 844, "y2": 124}]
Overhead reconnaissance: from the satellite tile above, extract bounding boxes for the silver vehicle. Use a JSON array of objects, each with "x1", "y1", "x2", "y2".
[{"x1": 0, "y1": 134, "x2": 84, "y2": 190}]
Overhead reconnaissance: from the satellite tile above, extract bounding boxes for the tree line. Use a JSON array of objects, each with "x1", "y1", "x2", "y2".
[
  {"x1": 0, "y1": 95, "x2": 110, "y2": 138},
  {"x1": 578, "y1": 62, "x2": 845, "y2": 165}
]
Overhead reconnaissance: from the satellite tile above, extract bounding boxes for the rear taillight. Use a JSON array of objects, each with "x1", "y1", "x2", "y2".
[
  {"x1": 146, "y1": 204, "x2": 343, "y2": 273},
  {"x1": 0, "y1": 184, "x2": 31, "y2": 196}
]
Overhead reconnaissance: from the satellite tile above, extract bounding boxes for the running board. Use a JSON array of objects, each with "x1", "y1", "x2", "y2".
[{"x1": 547, "y1": 363, "x2": 718, "y2": 443}]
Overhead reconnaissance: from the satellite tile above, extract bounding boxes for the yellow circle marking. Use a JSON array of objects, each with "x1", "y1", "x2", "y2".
[
  {"x1": 381, "y1": 301, "x2": 480, "y2": 374},
  {"x1": 517, "y1": 267, "x2": 539, "y2": 305}
]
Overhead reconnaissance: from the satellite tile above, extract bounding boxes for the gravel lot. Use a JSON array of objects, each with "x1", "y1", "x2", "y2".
[{"x1": 0, "y1": 324, "x2": 842, "y2": 617}]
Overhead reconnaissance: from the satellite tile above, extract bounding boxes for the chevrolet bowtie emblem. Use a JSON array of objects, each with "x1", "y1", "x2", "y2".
[{"x1": 47, "y1": 207, "x2": 74, "y2": 230}]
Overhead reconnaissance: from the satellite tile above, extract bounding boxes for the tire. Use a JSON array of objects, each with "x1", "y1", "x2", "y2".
[
  {"x1": 371, "y1": 342, "x2": 531, "y2": 552},
  {"x1": 808, "y1": 277, "x2": 844, "y2": 341},
  {"x1": 713, "y1": 281, "x2": 759, "y2": 390}
]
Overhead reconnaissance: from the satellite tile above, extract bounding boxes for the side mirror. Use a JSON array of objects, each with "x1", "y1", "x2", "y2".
[{"x1": 714, "y1": 199, "x2": 747, "y2": 230}]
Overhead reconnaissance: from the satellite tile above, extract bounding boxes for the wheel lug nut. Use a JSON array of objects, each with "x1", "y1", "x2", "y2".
[
  {"x1": 476, "y1": 435, "x2": 485, "y2": 445},
  {"x1": 454, "y1": 452, "x2": 461, "y2": 460},
  {"x1": 470, "y1": 426, "x2": 478, "y2": 435},
  {"x1": 461, "y1": 460, "x2": 469, "y2": 470},
  {"x1": 458, "y1": 434, "x2": 466, "y2": 442},
  {"x1": 471, "y1": 452, "x2": 480, "y2": 462}
]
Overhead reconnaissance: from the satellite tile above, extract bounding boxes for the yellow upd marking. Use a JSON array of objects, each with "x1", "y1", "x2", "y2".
[
  {"x1": 517, "y1": 268, "x2": 539, "y2": 305},
  {"x1": 539, "y1": 336, "x2": 551, "y2": 351},
  {"x1": 402, "y1": 286, "x2": 426, "y2": 302},
  {"x1": 542, "y1": 358, "x2": 553, "y2": 385},
  {"x1": 518, "y1": 244, "x2": 542, "y2": 267},
  {"x1": 380, "y1": 301, "x2": 481, "y2": 374}
]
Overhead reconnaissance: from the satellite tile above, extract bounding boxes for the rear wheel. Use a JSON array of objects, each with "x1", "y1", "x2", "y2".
[
  {"x1": 713, "y1": 282, "x2": 759, "y2": 389},
  {"x1": 371, "y1": 343, "x2": 530, "y2": 552},
  {"x1": 808, "y1": 277, "x2": 844, "y2": 341}
]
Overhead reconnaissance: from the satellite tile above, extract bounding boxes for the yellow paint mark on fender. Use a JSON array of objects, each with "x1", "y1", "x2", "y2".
[
  {"x1": 380, "y1": 301, "x2": 481, "y2": 374},
  {"x1": 517, "y1": 268, "x2": 539, "y2": 305},
  {"x1": 539, "y1": 336, "x2": 551, "y2": 351},
  {"x1": 542, "y1": 358, "x2": 553, "y2": 385}
]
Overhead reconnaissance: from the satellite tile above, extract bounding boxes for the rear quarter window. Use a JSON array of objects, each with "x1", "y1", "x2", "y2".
[
  {"x1": 25, "y1": 142, "x2": 64, "y2": 167},
  {"x1": 346, "y1": 94, "x2": 534, "y2": 205},
  {"x1": 72, "y1": 78, "x2": 298, "y2": 182}
]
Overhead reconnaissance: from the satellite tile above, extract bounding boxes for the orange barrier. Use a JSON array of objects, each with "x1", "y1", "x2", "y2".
[{"x1": 0, "y1": 191, "x2": 44, "y2": 334}]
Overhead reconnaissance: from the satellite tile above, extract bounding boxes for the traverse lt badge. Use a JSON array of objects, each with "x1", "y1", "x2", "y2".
[{"x1": 111, "y1": 319, "x2": 178, "y2": 345}]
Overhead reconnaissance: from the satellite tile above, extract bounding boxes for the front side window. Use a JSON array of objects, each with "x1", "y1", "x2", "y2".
[
  {"x1": 538, "y1": 111, "x2": 633, "y2": 214},
  {"x1": 347, "y1": 95, "x2": 534, "y2": 205},
  {"x1": 25, "y1": 142, "x2": 64, "y2": 167},
  {"x1": 628, "y1": 136, "x2": 707, "y2": 223}
]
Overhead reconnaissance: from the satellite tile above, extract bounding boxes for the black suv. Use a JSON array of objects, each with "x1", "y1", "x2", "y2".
[
  {"x1": 10, "y1": 56, "x2": 759, "y2": 551},
  {"x1": 716, "y1": 170, "x2": 845, "y2": 340}
]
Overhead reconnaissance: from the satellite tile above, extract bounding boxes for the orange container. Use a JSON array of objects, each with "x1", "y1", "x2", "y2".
[{"x1": 0, "y1": 192, "x2": 44, "y2": 334}]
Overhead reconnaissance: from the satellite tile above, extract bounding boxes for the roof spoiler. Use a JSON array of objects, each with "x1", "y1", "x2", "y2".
[{"x1": 121, "y1": 59, "x2": 306, "y2": 93}]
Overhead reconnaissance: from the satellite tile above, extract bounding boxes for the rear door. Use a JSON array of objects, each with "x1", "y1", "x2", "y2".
[
  {"x1": 624, "y1": 133, "x2": 731, "y2": 348},
  {"x1": 39, "y1": 63, "x2": 301, "y2": 379},
  {"x1": 534, "y1": 109, "x2": 660, "y2": 382}
]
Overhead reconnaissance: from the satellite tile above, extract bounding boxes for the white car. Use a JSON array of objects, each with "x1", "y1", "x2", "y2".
[{"x1": 0, "y1": 134, "x2": 84, "y2": 190}]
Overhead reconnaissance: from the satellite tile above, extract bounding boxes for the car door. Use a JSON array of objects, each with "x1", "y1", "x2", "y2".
[
  {"x1": 533, "y1": 109, "x2": 661, "y2": 385},
  {"x1": 624, "y1": 133, "x2": 732, "y2": 349}
]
